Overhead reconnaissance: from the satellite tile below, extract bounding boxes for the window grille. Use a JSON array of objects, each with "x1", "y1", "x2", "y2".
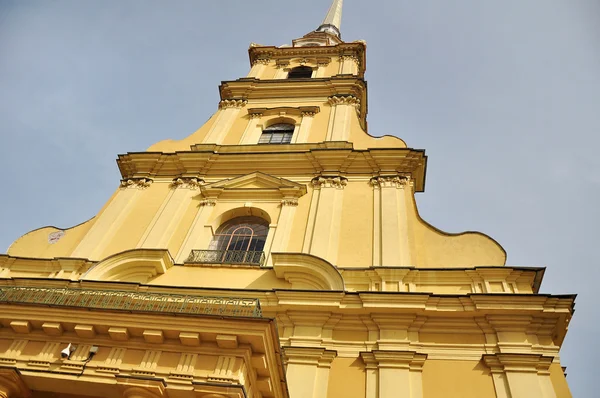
[{"x1": 258, "y1": 123, "x2": 294, "y2": 144}]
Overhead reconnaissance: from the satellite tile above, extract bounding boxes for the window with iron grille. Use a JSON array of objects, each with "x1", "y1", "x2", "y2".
[
  {"x1": 258, "y1": 123, "x2": 294, "y2": 144},
  {"x1": 210, "y1": 216, "x2": 269, "y2": 251}
]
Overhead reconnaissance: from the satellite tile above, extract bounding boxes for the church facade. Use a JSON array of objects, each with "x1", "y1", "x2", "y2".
[{"x1": 0, "y1": 1, "x2": 574, "y2": 397}]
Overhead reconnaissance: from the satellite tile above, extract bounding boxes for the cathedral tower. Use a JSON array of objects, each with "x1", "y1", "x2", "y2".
[{"x1": 0, "y1": 1, "x2": 575, "y2": 397}]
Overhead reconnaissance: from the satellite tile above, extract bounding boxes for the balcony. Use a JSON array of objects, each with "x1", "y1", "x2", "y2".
[
  {"x1": 0, "y1": 286, "x2": 262, "y2": 317},
  {"x1": 186, "y1": 249, "x2": 266, "y2": 267}
]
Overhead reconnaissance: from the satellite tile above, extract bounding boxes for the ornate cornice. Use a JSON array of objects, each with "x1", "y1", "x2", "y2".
[
  {"x1": 369, "y1": 175, "x2": 411, "y2": 188},
  {"x1": 170, "y1": 177, "x2": 205, "y2": 190},
  {"x1": 120, "y1": 178, "x2": 153, "y2": 189},
  {"x1": 311, "y1": 176, "x2": 348, "y2": 189},
  {"x1": 328, "y1": 95, "x2": 360, "y2": 110},
  {"x1": 339, "y1": 54, "x2": 359, "y2": 64},
  {"x1": 218, "y1": 99, "x2": 247, "y2": 109}
]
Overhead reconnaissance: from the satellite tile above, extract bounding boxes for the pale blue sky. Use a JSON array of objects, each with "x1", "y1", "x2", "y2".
[{"x1": 0, "y1": 1, "x2": 598, "y2": 395}]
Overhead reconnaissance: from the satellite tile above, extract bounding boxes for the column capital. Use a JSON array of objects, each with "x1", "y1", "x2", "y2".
[
  {"x1": 482, "y1": 353, "x2": 554, "y2": 374},
  {"x1": 199, "y1": 199, "x2": 217, "y2": 206},
  {"x1": 369, "y1": 175, "x2": 411, "y2": 189},
  {"x1": 311, "y1": 176, "x2": 348, "y2": 189},
  {"x1": 328, "y1": 95, "x2": 360, "y2": 107},
  {"x1": 120, "y1": 178, "x2": 153, "y2": 189},
  {"x1": 283, "y1": 346, "x2": 337, "y2": 367},
  {"x1": 219, "y1": 99, "x2": 248, "y2": 109},
  {"x1": 0, "y1": 368, "x2": 30, "y2": 398},
  {"x1": 280, "y1": 199, "x2": 299, "y2": 207},
  {"x1": 360, "y1": 350, "x2": 427, "y2": 371},
  {"x1": 170, "y1": 177, "x2": 205, "y2": 190},
  {"x1": 251, "y1": 58, "x2": 270, "y2": 66}
]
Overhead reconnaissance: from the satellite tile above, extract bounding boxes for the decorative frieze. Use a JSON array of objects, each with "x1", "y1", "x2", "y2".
[
  {"x1": 311, "y1": 176, "x2": 348, "y2": 189},
  {"x1": 369, "y1": 175, "x2": 411, "y2": 188},
  {"x1": 170, "y1": 177, "x2": 205, "y2": 190},
  {"x1": 218, "y1": 99, "x2": 248, "y2": 109},
  {"x1": 120, "y1": 178, "x2": 153, "y2": 189},
  {"x1": 281, "y1": 199, "x2": 299, "y2": 207}
]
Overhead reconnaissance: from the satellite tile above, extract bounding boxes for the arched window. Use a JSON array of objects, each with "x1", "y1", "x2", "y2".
[
  {"x1": 258, "y1": 123, "x2": 294, "y2": 144},
  {"x1": 287, "y1": 66, "x2": 313, "y2": 79},
  {"x1": 208, "y1": 216, "x2": 269, "y2": 265}
]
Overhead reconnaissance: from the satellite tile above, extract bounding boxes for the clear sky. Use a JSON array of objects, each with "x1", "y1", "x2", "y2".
[{"x1": 0, "y1": 0, "x2": 598, "y2": 395}]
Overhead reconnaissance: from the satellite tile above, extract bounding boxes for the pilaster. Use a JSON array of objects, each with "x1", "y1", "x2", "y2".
[
  {"x1": 174, "y1": 198, "x2": 217, "y2": 263},
  {"x1": 360, "y1": 350, "x2": 427, "y2": 398},
  {"x1": 326, "y1": 95, "x2": 360, "y2": 141},
  {"x1": 483, "y1": 353, "x2": 556, "y2": 398},
  {"x1": 302, "y1": 176, "x2": 347, "y2": 265},
  {"x1": 370, "y1": 175, "x2": 415, "y2": 266},
  {"x1": 71, "y1": 178, "x2": 151, "y2": 260},
  {"x1": 270, "y1": 199, "x2": 299, "y2": 255},
  {"x1": 294, "y1": 109, "x2": 316, "y2": 143},
  {"x1": 240, "y1": 112, "x2": 263, "y2": 144},
  {"x1": 138, "y1": 178, "x2": 204, "y2": 250},
  {"x1": 338, "y1": 55, "x2": 359, "y2": 75},
  {"x1": 247, "y1": 58, "x2": 270, "y2": 79},
  {"x1": 283, "y1": 347, "x2": 337, "y2": 398},
  {"x1": 203, "y1": 99, "x2": 247, "y2": 144}
]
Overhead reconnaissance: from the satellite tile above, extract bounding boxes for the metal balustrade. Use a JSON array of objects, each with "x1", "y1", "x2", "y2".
[
  {"x1": 0, "y1": 286, "x2": 262, "y2": 318},
  {"x1": 186, "y1": 250, "x2": 266, "y2": 266}
]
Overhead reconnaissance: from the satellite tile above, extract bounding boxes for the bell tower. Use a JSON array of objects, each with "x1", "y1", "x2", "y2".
[{"x1": 0, "y1": 1, "x2": 576, "y2": 398}]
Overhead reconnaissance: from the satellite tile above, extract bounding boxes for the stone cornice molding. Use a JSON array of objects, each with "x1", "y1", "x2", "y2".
[
  {"x1": 369, "y1": 175, "x2": 411, "y2": 188},
  {"x1": 200, "y1": 172, "x2": 307, "y2": 201},
  {"x1": 246, "y1": 106, "x2": 320, "y2": 119},
  {"x1": 311, "y1": 176, "x2": 348, "y2": 189},
  {"x1": 218, "y1": 99, "x2": 248, "y2": 109},
  {"x1": 120, "y1": 178, "x2": 153, "y2": 190},
  {"x1": 170, "y1": 177, "x2": 205, "y2": 190},
  {"x1": 248, "y1": 42, "x2": 366, "y2": 75}
]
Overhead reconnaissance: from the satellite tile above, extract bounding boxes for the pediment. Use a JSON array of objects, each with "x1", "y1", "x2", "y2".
[{"x1": 201, "y1": 172, "x2": 307, "y2": 200}]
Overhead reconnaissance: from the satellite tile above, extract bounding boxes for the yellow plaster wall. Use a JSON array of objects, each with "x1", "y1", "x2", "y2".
[
  {"x1": 326, "y1": 357, "x2": 366, "y2": 398},
  {"x1": 550, "y1": 363, "x2": 572, "y2": 398},
  {"x1": 147, "y1": 112, "x2": 219, "y2": 152},
  {"x1": 166, "y1": 196, "x2": 204, "y2": 257},
  {"x1": 149, "y1": 266, "x2": 291, "y2": 290},
  {"x1": 99, "y1": 183, "x2": 170, "y2": 259},
  {"x1": 287, "y1": 187, "x2": 313, "y2": 252},
  {"x1": 422, "y1": 360, "x2": 496, "y2": 398},
  {"x1": 336, "y1": 181, "x2": 373, "y2": 266},
  {"x1": 7, "y1": 219, "x2": 95, "y2": 259}
]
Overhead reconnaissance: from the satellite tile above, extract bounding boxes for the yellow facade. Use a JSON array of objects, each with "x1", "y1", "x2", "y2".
[{"x1": 0, "y1": 1, "x2": 574, "y2": 397}]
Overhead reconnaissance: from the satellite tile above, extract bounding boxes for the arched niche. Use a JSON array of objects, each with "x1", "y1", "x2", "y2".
[{"x1": 83, "y1": 248, "x2": 174, "y2": 283}]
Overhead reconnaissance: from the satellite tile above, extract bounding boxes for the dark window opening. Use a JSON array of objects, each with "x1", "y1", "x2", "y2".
[
  {"x1": 287, "y1": 66, "x2": 313, "y2": 79},
  {"x1": 258, "y1": 123, "x2": 294, "y2": 144}
]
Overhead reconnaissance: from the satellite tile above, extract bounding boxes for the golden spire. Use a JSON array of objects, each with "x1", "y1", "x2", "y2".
[{"x1": 316, "y1": 0, "x2": 343, "y2": 37}]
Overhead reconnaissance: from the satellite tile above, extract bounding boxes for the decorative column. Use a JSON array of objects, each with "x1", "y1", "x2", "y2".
[
  {"x1": 483, "y1": 354, "x2": 557, "y2": 398},
  {"x1": 203, "y1": 99, "x2": 247, "y2": 144},
  {"x1": 360, "y1": 351, "x2": 427, "y2": 398},
  {"x1": 293, "y1": 108, "x2": 319, "y2": 143},
  {"x1": 369, "y1": 176, "x2": 415, "y2": 267},
  {"x1": 338, "y1": 55, "x2": 359, "y2": 75},
  {"x1": 302, "y1": 176, "x2": 347, "y2": 265},
  {"x1": 0, "y1": 369, "x2": 30, "y2": 398},
  {"x1": 71, "y1": 178, "x2": 152, "y2": 260},
  {"x1": 239, "y1": 112, "x2": 263, "y2": 144},
  {"x1": 138, "y1": 178, "x2": 204, "y2": 249},
  {"x1": 174, "y1": 199, "x2": 217, "y2": 263},
  {"x1": 326, "y1": 95, "x2": 360, "y2": 142},
  {"x1": 283, "y1": 347, "x2": 337, "y2": 398},
  {"x1": 247, "y1": 58, "x2": 270, "y2": 79}
]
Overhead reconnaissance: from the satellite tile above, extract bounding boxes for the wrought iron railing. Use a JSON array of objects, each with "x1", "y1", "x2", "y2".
[
  {"x1": 0, "y1": 286, "x2": 262, "y2": 317},
  {"x1": 186, "y1": 250, "x2": 266, "y2": 266}
]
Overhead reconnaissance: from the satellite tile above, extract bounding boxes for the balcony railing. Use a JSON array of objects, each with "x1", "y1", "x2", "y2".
[
  {"x1": 186, "y1": 250, "x2": 266, "y2": 267},
  {"x1": 0, "y1": 286, "x2": 262, "y2": 318}
]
